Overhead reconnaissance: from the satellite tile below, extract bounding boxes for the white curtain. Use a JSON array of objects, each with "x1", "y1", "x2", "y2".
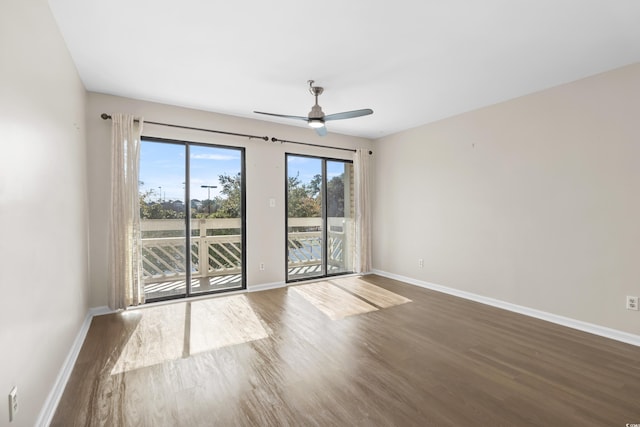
[
  {"x1": 108, "y1": 114, "x2": 145, "y2": 310},
  {"x1": 354, "y1": 148, "x2": 372, "y2": 273}
]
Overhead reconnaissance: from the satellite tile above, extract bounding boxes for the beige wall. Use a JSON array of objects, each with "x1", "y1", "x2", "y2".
[
  {"x1": 0, "y1": 1, "x2": 89, "y2": 425},
  {"x1": 373, "y1": 63, "x2": 640, "y2": 335},
  {"x1": 0, "y1": 2, "x2": 636, "y2": 421},
  {"x1": 86, "y1": 93, "x2": 372, "y2": 307}
]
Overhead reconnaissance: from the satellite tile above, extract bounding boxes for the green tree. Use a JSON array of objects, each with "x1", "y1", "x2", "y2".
[
  {"x1": 287, "y1": 172, "x2": 345, "y2": 218},
  {"x1": 140, "y1": 187, "x2": 185, "y2": 220},
  {"x1": 309, "y1": 174, "x2": 322, "y2": 198},
  {"x1": 287, "y1": 174, "x2": 321, "y2": 218},
  {"x1": 213, "y1": 172, "x2": 242, "y2": 218},
  {"x1": 192, "y1": 199, "x2": 221, "y2": 218},
  {"x1": 327, "y1": 174, "x2": 345, "y2": 217}
]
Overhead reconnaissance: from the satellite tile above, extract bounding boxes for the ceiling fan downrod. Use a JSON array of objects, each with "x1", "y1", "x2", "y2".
[{"x1": 307, "y1": 80, "x2": 325, "y2": 124}]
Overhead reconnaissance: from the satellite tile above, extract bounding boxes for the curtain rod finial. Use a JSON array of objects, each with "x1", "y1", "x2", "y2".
[{"x1": 101, "y1": 113, "x2": 111, "y2": 120}]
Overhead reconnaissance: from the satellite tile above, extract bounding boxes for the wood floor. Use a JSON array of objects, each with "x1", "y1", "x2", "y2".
[{"x1": 52, "y1": 275, "x2": 640, "y2": 426}]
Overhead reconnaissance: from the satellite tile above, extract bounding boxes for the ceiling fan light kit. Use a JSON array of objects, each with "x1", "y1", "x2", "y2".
[
  {"x1": 254, "y1": 80, "x2": 373, "y2": 136},
  {"x1": 308, "y1": 118, "x2": 325, "y2": 128}
]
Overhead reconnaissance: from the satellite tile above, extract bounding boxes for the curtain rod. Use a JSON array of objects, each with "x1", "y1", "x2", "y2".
[
  {"x1": 100, "y1": 113, "x2": 269, "y2": 141},
  {"x1": 270, "y1": 137, "x2": 372, "y2": 154}
]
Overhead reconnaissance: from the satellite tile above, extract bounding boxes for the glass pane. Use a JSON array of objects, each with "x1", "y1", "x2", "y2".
[
  {"x1": 189, "y1": 145, "x2": 243, "y2": 294},
  {"x1": 287, "y1": 156, "x2": 324, "y2": 281},
  {"x1": 327, "y1": 161, "x2": 354, "y2": 275},
  {"x1": 139, "y1": 140, "x2": 187, "y2": 300}
]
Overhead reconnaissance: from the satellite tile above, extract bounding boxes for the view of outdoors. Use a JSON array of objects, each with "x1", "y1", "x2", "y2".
[
  {"x1": 139, "y1": 140, "x2": 244, "y2": 301},
  {"x1": 287, "y1": 155, "x2": 354, "y2": 281},
  {"x1": 139, "y1": 141, "x2": 354, "y2": 301}
]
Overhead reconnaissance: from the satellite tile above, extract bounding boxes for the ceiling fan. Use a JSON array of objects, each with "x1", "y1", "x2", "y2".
[{"x1": 254, "y1": 80, "x2": 373, "y2": 136}]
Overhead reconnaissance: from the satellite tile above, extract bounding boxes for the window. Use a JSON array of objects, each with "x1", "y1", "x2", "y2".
[{"x1": 139, "y1": 137, "x2": 245, "y2": 301}]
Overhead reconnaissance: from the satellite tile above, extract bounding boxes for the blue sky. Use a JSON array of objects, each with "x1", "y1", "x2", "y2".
[
  {"x1": 287, "y1": 155, "x2": 347, "y2": 183},
  {"x1": 140, "y1": 139, "x2": 347, "y2": 202},
  {"x1": 139, "y1": 140, "x2": 241, "y2": 201}
]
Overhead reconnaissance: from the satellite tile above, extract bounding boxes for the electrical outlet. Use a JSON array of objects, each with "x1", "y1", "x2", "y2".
[
  {"x1": 259, "y1": 263, "x2": 265, "y2": 271},
  {"x1": 418, "y1": 258, "x2": 424, "y2": 268},
  {"x1": 8, "y1": 386, "x2": 18, "y2": 422},
  {"x1": 626, "y1": 296, "x2": 639, "y2": 311}
]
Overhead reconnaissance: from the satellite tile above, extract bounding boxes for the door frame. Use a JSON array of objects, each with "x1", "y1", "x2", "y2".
[
  {"x1": 141, "y1": 136, "x2": 247, "y2": 302},
  {"x1": 284, "y1": 152, "x2": 354, "y2": 283}
]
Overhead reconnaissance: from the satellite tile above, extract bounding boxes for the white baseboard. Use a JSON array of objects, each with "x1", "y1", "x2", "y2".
[
  {"x1": 372, "y1": 269, "x2": 640, "y2": 347},
  {"x1": 36, "y1": 306, "x2": 114, "y2": 427},
  {"x1": 88, "y1": 306, "x2": 115, "y2": 317}
]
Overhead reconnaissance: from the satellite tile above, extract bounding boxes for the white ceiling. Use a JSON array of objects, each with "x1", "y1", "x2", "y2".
[{"x1": 48, "y1": 0, "x2": 640, "y2": 139}]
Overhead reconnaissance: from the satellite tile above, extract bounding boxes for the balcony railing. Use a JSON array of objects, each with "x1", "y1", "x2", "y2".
[
  {"x1": 141, "y1": 218, "x2": 242, "y2": 284},
  {"x1": 140, "y1": 217, "x2": 352, "y2": 298},
  {"x1": 287, "y1": 217, "x2": 353, "y2": 280}
]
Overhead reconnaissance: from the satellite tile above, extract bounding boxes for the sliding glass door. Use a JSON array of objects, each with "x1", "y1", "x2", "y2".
[
  {"x1": 139, "y1": 137, "x2": 245, "y2": 302},
  {"x1": 286, "y1": 154, "x2": 354, "y2": 282},
  {"x1": 139, "y1": 141, "x2": 187, "y2": 300},
  {"x1": 326, "y1": 160, "x2": 354, "y2": 276}
]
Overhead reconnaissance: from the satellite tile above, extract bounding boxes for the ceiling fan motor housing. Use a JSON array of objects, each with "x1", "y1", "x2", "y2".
[{"x1": 308, "y1": 104, "x2": 324, "y2": 119}]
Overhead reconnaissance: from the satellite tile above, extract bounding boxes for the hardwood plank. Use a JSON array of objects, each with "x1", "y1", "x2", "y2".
[
  {"x1": 109, "y1": 295, "x2": 270, "y2": 375},
  {"x1": 289, "y1": 281, "x2": 378, "y2": 320},
  {"x1": 330, "y1": 275, "x2": 412, "y2": 308},
  {"x1": 51, "y1": 274, "x2": 640, "y2": 426},
  {"x1": 189, "y1": 295, "x2": 269, "y2": 354},
  {"x1": 110, "y1": 303, "x2": 186, "y2": 374}
]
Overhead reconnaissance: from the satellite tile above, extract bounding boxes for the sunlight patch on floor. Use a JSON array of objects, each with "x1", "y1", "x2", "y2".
[
  {"x1": 290, "y1": 278, "x2": 411, "y2": 320},
  {"x1": 111, "y1": 295, "x2": 268, "y2": 374}
]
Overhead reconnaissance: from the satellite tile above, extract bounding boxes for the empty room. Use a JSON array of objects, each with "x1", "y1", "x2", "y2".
[{"x1": 1, "y1": 0, "x2": 639, "y2": 426}]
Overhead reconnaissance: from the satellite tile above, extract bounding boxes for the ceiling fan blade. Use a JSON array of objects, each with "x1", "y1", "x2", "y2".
[
  {"x1": 315, "y1": 126, "x2": 328, "y2": 137},
  {"x1": 323, "y1": 109, "x2": 373, "y2": 121},
  {"x1": 253, "y1": 111, "x2": 309, "y2": 122}
]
